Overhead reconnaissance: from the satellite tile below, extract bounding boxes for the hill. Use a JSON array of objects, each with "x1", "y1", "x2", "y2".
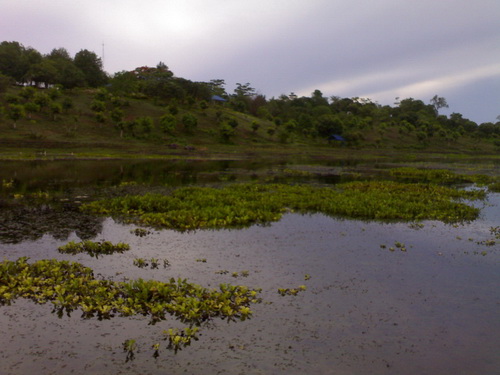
[{"x1": 0, "y1": 85, "x2": 498, "y2": 160}]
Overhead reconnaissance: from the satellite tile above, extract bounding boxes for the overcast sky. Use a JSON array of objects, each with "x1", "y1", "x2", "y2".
[{"x1": 2, "y1": 0, "x2": 499, "y2": 123}]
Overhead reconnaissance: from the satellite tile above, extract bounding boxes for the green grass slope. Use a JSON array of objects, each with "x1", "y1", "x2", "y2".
[{"x1": 0, "y1": 87, "x2": 497, "y2": 160}]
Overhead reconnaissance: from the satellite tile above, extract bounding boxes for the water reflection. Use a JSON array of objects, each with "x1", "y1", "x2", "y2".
[{"x1": 0, "y1": 201, "x2": 103, "y2": 244}]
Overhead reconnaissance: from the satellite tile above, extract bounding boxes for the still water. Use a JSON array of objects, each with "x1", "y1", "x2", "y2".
[{"x1": 0, "y1": 159, "x2": 498, "y2": 374}]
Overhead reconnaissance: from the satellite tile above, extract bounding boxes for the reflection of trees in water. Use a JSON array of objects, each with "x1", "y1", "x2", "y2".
[{"x1": 0, "y1": 201, "x2": 103, "y2": 244}]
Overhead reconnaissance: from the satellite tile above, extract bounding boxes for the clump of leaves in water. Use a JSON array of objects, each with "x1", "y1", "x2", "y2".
[
  {"x1": 389, "y1": 167, "x2": 494, "y2": 185},
  {"x1": 278, "y1": 285, "x2": 307, "y2": 296},
  {"x1": 130, "y1": 228, "x2": 151, "y2": 237},
  {"x1": 81, "y1": 181, "x2": 486, "y2": 231},
  {"x1": 488, "y1": 181, "x2": 500, "y2": 193},
  {"x1": 58, "y1": 240, "x2": 130, "y2": 258},
  {"x1": 0, "y1": 257, "x2": 261, "y2": 354}
]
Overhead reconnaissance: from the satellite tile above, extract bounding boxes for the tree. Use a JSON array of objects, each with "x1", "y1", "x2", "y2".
[
  {"x1": 47, "y1": 47, "x2": 72, "y2": 61},
  {"x1": 219, "y1": 122, "x2": 235, "y2": 143},
  {"x1": 430, "y1": 95, "x2": 448, "y2": 115},
  {"x1": 19, "y1": 86, "x2": 36, "y2": 100},
  {"x1": 251, "y1": 121, "x2": 260, "y2": 133},
  {"x1": 24, "y1": 101, "x2": 41, "y2": 118},
  {"x1": 45, "y1": 48, "x2": 85, "y2": 88},
  {"x1": 49, "y1": 102, "x2": 63, "y2": 121},
  {"x1": 6, "y1": 104, "x2": 25, "y2": 128},
  {"x1": 311, "y1": 89, "x2": 328, "y2": 107},
  {"x1": 234, "y1": 82, "x2": 255, "y2": 97},
  {"x1": 33, "y1": 92, "x2": 51, "y2": 109},
  {"x1": 53, "y1": 59, "x2": 86, "y2": 88},
  {"x1": 109, "y1": 71, "x2": 139, "y2": 94},
  {"x1": 74, "y1": 49, "x2": 108, "y2": 87},
  {"x1": 0, "y1": 73, "x2": 13, "y2": 92},
  {"x1": 21, "y1": 47, "x2": 43, "y2": 83},
  {"x1": 181, "y1": 113, "x2": 198, "y2": 133},
  {"x1": 90, "y1": 100, "x2": 106, "y2": 112},
  {"x1": 159, "y1": 113, "x2": 176, "y2": 134},
  {"x1": 315, "y1": 114, "x2": 344, "y2": 137},
  {"x1": 135, "y1": 116, "x2": 154, "y2": 137},
  {"x1": 0, "y1": 41, "x2": 29, "y2": 82},
  {"x1": 29, "y1": 59, "x2": 59, "y2": 88},
  {"x1": 208, "y1": 79, "x2": 227, "y2": 97}
]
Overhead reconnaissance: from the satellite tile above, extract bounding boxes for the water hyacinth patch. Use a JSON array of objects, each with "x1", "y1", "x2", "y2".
[
  {"x1": 58, "y1": 240, "x2": 130, "y2": 258},
  {"x1": 0, "y1": 257, "x2": 261, "y2": 353},
  {"x1": 81, "y1": 181, "x2": 486, "y2": 231},
  {"x1": 389, "y1": 167, "x2": 494, "y2": 185}
]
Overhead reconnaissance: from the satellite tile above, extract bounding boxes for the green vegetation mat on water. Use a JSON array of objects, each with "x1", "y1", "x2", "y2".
[
  {"x1": 57, "y1": 240, "x2": 130, "y2": 258},
  {"x1": 0, "y1": 257, "x2": 260, "y2": 352},
  {"x1": 81, "y1": 181, "x2": 486, "y2": 230}
]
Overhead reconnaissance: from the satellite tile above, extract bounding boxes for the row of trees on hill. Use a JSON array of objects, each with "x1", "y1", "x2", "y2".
[
  {"x1": 214, "y1": 82, "x2": 500, "y2": 142},
  {"x1": 0, "y1": 41, "x2": 107, "y2": 88},
  {"x1": 1, "y1": 41, "x2": 499, "y2": 145}
]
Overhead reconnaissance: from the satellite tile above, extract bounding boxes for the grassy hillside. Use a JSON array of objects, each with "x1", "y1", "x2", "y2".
[{"x1": 0, "y1": 86, "x2": 497, "y2": 160}]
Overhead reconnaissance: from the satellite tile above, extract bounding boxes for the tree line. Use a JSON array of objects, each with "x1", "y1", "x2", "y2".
[{"x1": 1, "y1": 40, "x2": 499, "y2": 145}]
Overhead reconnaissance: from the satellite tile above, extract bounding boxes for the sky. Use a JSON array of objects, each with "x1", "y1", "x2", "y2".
[{"x1": 1, "y1": 0, "x2": 499, "y2": 124}]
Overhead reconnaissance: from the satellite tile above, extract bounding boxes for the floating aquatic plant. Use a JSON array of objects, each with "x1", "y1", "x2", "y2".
[
  {"x1": 58, "y1": 240, "x2": 130, "y2": 258},
  {"x1": 81, "y1": 181, "x2": 486, "y2": 231},
  {"x1": 130, "y1": 228, "x2": 151, "y2": 237},
  {"x1": 0, "y1": 257, "x2": 261, "y2": 354},
  {"x1": 389, "y1": 167, "x2": 494, "y2": 185},
  {"x1": 278, "y1": 285, "x2": 307, "y2": 296}
]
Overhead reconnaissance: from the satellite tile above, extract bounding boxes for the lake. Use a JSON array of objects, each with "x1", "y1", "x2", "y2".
[{"x1": 0, "y1": 159, "x2": 499, "y2": 375}]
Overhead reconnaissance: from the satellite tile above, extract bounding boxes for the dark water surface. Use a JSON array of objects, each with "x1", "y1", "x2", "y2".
[{"x1": 0, "y1": 159, "x2": 498, "y2": 374}]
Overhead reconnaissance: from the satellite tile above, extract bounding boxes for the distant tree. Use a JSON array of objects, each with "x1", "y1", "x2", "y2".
[
  {"x1": 33, "y1": 92, "x2": 51, "y2": 109},
  {"x1": 4, "y1": 93, "x2": 21, "y2": 104},
  {"x1": 90, "y1": 100, "x2": 106, "y2": 113},
  {"x1": 199, "y1": 100, "x2": 208, "y2": 110},
  {"x1": 95, "y1": 111, "x2": 107, "y2": 124},
  {"x1": 248, "y1": 94, "x2": 267, "y2": 116},
  {"x1": 109, "y1": 108, "x2": 124, "y2": 124},
  {"x1": 44, "y1": 49, "x2": 85, "y2": 88},
  {"x1": 251, "y1": 121, "x2": 260, "y2": 133},
  {"x1": 227, "y1": 118, "x2": 239, "y2": 129},
  {"x1": 74, "y1": 49, "x2": 108, "y2": 87},
  {"x1": 93, "y1": 88, "x2": 110, "y2": 101},
  {"x1": 234, "y1": 82, "x2": 255, "y2": 97},
  {"x1": 181, "y1": 113, "x2": 198, "y2": 133},
  {"x1": 0, "y1": 41, "x2": 30, "y2": 82},
  {"x1": 61, "y1": 97, "x2": 73, "y2": 112},
  {"x1": 430, "y1": 95, "x2": 448, "y2": 115},
  {"x1": 6, "y1": 103, "x2": 25, "y2": 128},
  {"x1": 47, "y1": 87, "x2": 62, "y2": 100},
  {"x1": 0, "y1": 73, "x2": 13, "y2": 92},
  {"x1": 219, "y1": 122, "x2": 235, "y2": 143},
  {"x1": 21, "y1": 47, "x2": 43, "y2": 83},
  {"x1": 24, "y1": 101, "x2": 41, "y2": 118},
  {"x1": 168, "y1": 104, "x2": 179, "y2": 116},
  {"x1": 136, "y1": 116, "x2": 154, "y2": 136},
  {"x1": 29, "y1": 59, "x2": 59, "y2": 88},
  {"x1": 49, "y1": 102, "x2": 63, "y2": 121},
  {"x1": 477, "y1": 122, "x2": 497, "y2": 138},
  {"x1": 208, "y1": 79, "x2": 227, "y2": 97},
  {"x1": 159, "y1": 113, "x2": 176, "y2": 134},
  {"x1": 109, "y1": 71, "x2": 139, "y2": 94},
  {"x1": 311, "y1": 89, "x2": 328, "y2": 107},
  {"x1": 315, "y1": 114, "x2": 344, "y2": 137},
  {"x1": 19, "y1": 86, "x2": 36, "y2": 100},
  {"x1": 53, "y1": 59, "x2": 86, "y2": 89}
]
